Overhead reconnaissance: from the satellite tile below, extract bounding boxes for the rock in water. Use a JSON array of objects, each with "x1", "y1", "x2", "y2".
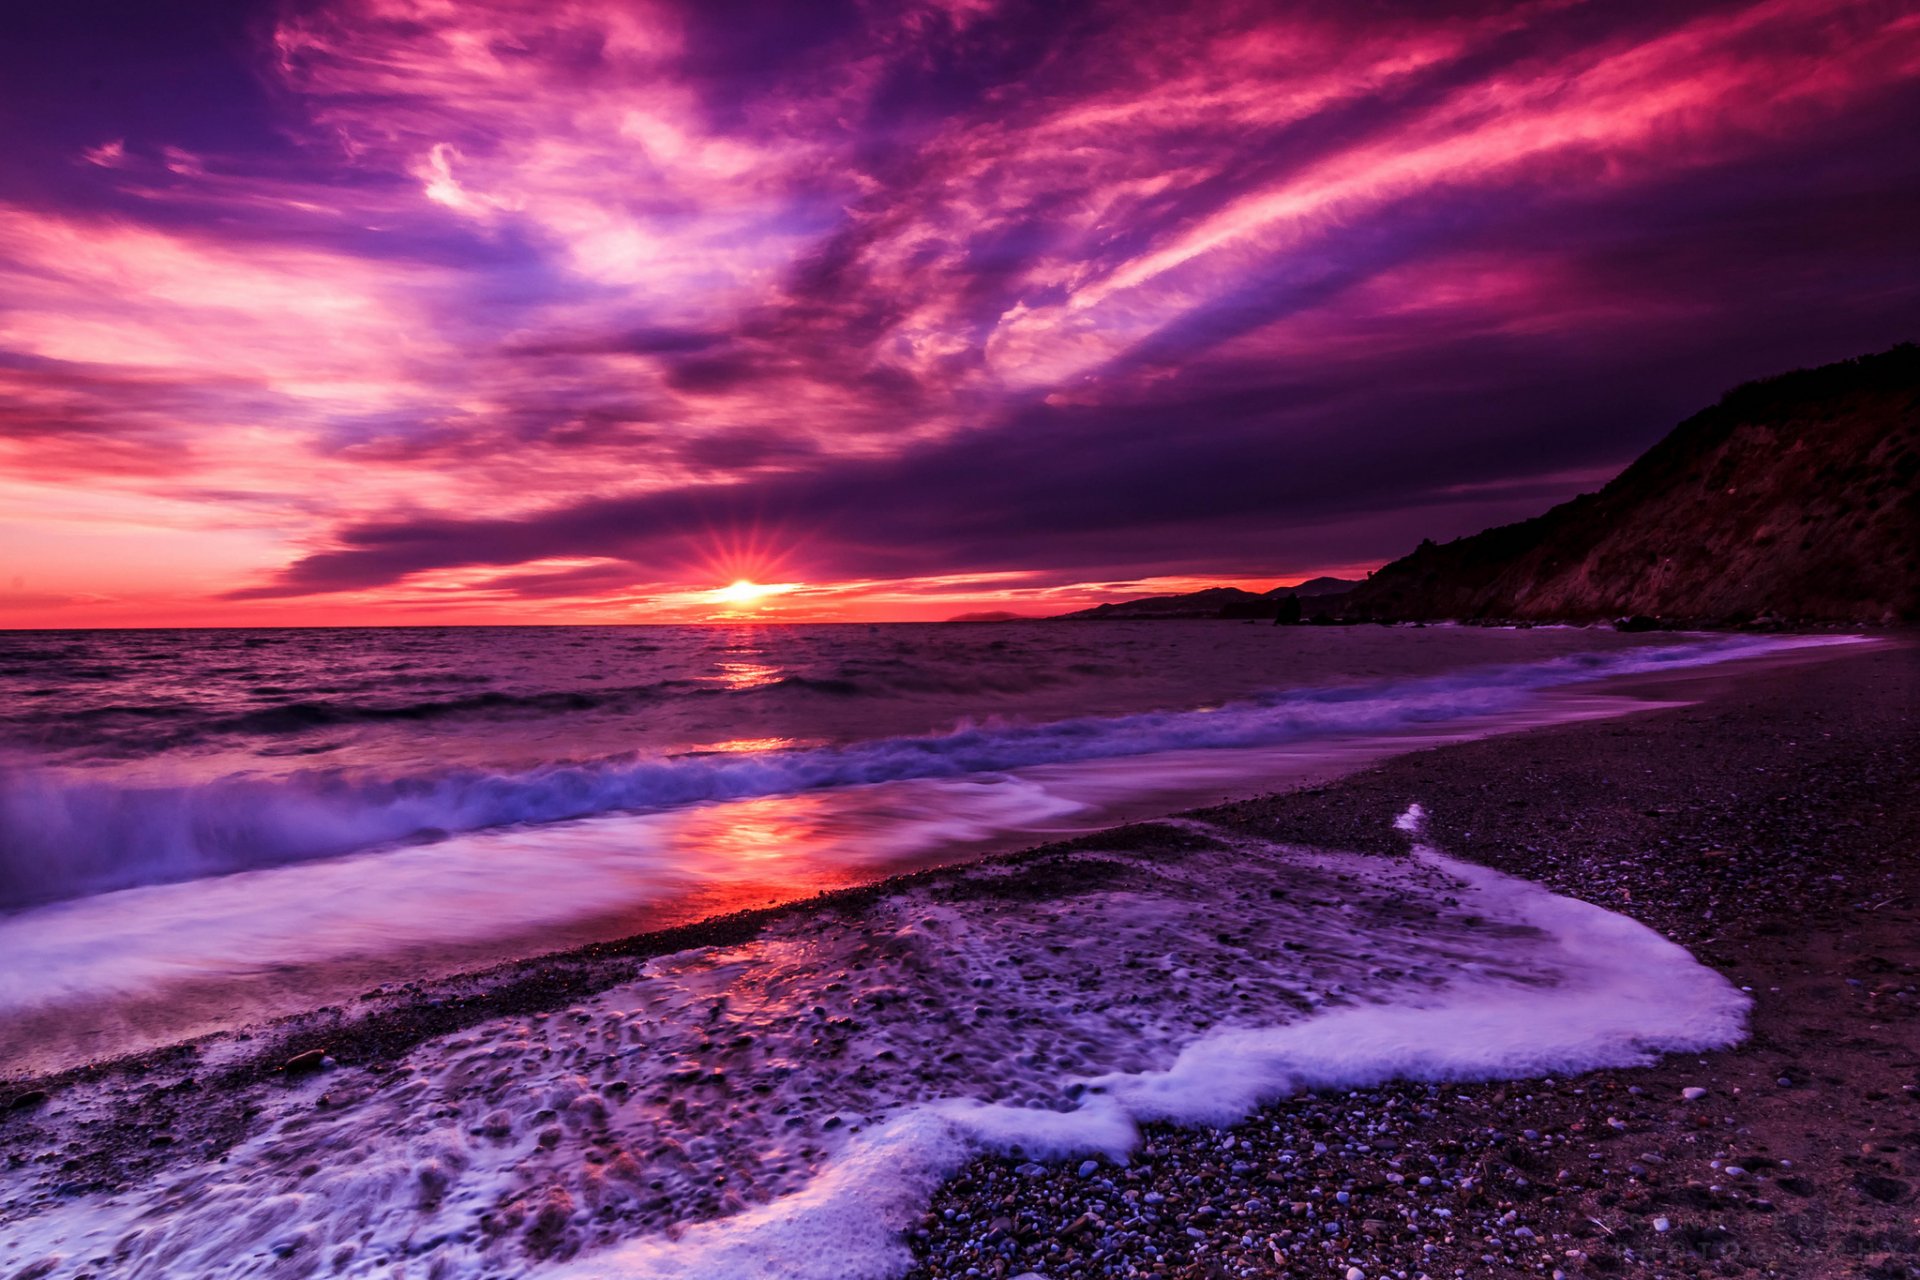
[{"x1": 283, "y1": 1049, "x2": 329, "y2": 1075}]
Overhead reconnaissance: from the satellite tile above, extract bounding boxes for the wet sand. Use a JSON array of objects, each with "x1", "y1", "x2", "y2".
[
  {"x1": 911, "y1": 639, "x2": 1920, "y2": 1279},
  {"x1": 1, "y1": 635, "x2": 1913, "y2": 1279}
]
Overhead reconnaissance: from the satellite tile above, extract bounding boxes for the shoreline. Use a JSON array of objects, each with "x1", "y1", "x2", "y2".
[
  {"x1": 0, "y1": 635, "x2": 1871, "y2": 1089},
  {"x1": 912, "y1": 639, "x2": 1920, "y2": 1279},
  {"x1": 1, "y1": 638, "x2": 1913, "y2": 1277},
  {"x1": 0, "y1": 633, "x2": 1870, "y2": 1082}
]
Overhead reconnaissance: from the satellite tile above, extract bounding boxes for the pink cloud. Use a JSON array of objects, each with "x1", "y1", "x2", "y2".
[
  {"x1": 2, "y1": 0, "x2": 1917, "y2": 624},
  {"x1": 988, "y1": 0, "x2": 1920, "y2": 385}
]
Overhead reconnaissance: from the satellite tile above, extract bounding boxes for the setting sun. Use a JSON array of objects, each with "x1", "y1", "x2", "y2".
[
  {"x1": 710, "y1": 579, "x2": 788, "y2": 607},
  {"x1": 1, "y1": 0, "x2": 1913, "y2": 1273}
]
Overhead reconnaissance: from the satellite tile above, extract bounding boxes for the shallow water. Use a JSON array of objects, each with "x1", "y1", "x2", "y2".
[
  {"x1": 0, "y1": 624, "x2": 1810, "y2": 909},
  {"x1": 0, "y1": 627, "x2": 1855, "y2": 1073},
  {"x1": 0, "y1": 812, "x2": 1750, "y2": 1280}
]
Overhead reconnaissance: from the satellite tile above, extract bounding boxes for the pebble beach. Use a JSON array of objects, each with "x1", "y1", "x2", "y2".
[
  {"x1": 1, "y1": 637, "x2": 1912, "y2": 1280},
  {"x1": 909, "y1": 640, "x2": 1920, "y2": 1280}
]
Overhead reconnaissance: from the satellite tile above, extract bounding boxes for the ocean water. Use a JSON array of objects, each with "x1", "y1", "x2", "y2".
[
  {"x1": 0, "y1": 623, "x2": 1841, "y2": 905},
  {"x1": 0, "y1": 625, "x2": 1860, "y2": 1278},
  {"x1": 0, "y1": 809, "x2": 1753, "y2": 1280},
  {"x1": 0, "y1": 623, "x2": 1854, "y2": 1073}
]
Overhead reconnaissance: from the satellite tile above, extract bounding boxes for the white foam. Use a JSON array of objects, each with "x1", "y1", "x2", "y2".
[
  {"x1": 0, "y1": 632, "x2": 1858, "y2": 909},
  {"x1": 1095, "y1": 850, "x2": 1746, "y2": 1127},
  {"x1": 552, "y1": 838, "x2": 1748, "y2": 1280},
  {"x1": 542, "y1": 1098, "x2": 1146, "y2": 1280},
  {"x1": 0, "y1": 818, "x2": 1747, "y2": 1280}
]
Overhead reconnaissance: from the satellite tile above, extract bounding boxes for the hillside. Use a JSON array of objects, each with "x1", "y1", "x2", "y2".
[
  {"x1": 1058, "y1": 577, "x2": 1359, "y2": 620},
  {"x1": 1342, "y1": 344, "x2": 1920, "y2": 624}
]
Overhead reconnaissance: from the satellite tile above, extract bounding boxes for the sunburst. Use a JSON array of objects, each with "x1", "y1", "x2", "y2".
[{"x1": 711, "y1": 579, "x2": 777, "y2": 605}]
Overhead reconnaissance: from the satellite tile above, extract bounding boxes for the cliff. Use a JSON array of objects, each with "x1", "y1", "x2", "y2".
[
  {"x1": 1342, "y1": 345, "x2": 1920, "y2": 624},
  {"x1": 1058, "y1": 578, "x2": 1359, "y2": 620}
]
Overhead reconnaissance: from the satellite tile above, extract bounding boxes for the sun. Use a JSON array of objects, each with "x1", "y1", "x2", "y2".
[
  {"x1": 712, "y1": 579, "x2": 775, "y2": 605},
  {"x1": 705, "y1": 578, "x2": 802, "y2": 614}
]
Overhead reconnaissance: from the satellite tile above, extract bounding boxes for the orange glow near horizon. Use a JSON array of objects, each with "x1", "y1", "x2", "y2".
[
  {"x1": 6, "y1": 0, "x2": 1915, "y2": 630},
  {"x1": 709, "y1": 579, "x2": 793, "y2": 608},
  {"x1": 0, "y1": 568, "x2": 1383, "y2": 629}
]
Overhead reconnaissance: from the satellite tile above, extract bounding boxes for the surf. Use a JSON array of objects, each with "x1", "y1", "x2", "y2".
[{"x1": 0, "y1": 633, "x2": 1854, "y2": 911}]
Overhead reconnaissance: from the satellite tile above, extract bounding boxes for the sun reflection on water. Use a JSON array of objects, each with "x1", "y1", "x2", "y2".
[
  {"x1": 711, "y1": 661, "x2": 783, "y2": 690},
  {"x1": 669, "y1": 736, "x2": 814, "y2": 757}
]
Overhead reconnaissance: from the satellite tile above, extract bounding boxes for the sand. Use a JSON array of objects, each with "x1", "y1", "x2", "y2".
[
  {"x1": 910, "y1": 640, "x2": 1920, "y2": 1279},
  {"x1": 2, "y1": 636, "x2": 1913, "y2": 1279}
]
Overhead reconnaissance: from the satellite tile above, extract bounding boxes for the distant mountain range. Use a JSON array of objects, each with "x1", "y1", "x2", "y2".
[
  {"x1": 1055, "y1": 577, "x2": 1359, "y2": 620},
  {"x1": 1058, "y1": 344, "x2": 1920, "y2": 626}
]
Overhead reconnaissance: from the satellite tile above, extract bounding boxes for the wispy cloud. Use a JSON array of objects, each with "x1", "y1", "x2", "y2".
[{"x1": 1, "y1": 0, "x2": 1917, "y2": 623}]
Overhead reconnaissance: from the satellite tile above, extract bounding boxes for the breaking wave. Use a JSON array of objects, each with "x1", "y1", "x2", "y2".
[
  {"x1": 0, "y1": 634, "x2": 1853, "y2": 910},
  {"x1": 0, "y1": 814, "x2": 1751, "y2": 1280}
]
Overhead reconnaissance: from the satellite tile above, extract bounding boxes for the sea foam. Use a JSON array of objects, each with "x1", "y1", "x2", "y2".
[
  {"x1": 0, "y1": 814, "x2": 1748, "y2": 1280},
  {"x1": 0, "y1": 632, "x2": 1856, "y2": 909}
]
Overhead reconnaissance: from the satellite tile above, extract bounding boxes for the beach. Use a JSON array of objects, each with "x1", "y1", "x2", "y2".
[
  {"x1": 10, "y1": 0, "x2": 1920, "y2": 1274},
  {"x1": 0, "y1": 636, "x2": 1912, "y2": 1279},
  {"x1": 912, "y1": 640, "x2": 1920, "y2": 1279}
]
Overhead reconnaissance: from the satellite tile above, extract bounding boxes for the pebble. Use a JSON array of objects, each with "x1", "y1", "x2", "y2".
[
  {"x1": 13, "y1": 665, "x2": 1920, "y2": 1280},
  {"x1": 282, "y1": 1048, "x2": 330, "y2": 1075},
  {"x1": 907, "y1": 696, "x2": 1920, "y2": 1280}
]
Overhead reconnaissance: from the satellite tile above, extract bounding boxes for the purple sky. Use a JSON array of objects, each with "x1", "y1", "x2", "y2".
[{"x1": 3, "y1": 0, "x2": 1917, "y2": 623}]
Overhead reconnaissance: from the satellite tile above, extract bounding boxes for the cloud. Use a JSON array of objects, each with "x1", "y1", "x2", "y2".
[
  {"x1": 1, "y1": 0, "x2": 1918, "y2": 620},
  {"x1": 215, "y1": 324, "x2": 1720, "y2": 599}
]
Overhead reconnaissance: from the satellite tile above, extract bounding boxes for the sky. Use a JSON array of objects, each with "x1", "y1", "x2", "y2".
[{"x1": 2, "y1": 0, "x2": 1917, "y2": 626}]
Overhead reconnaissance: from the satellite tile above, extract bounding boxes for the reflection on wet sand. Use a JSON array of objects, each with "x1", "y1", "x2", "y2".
[
  {"x1": 0, "y1": 689, "x2": 1665, "y2": 1076},
  {"x1": 0, "y1": 819, "x2": 1748, "y2": 1280}
]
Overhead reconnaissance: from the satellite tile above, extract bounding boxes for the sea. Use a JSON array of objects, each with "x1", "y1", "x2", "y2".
[{"x1": 0, "y1": 622, "x2": 1858, "y2": 1279}]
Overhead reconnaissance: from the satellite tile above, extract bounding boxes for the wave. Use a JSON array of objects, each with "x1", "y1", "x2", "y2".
[
  {"x1": 0, "y1": 814, "x2": 1751, "y2": 1279},
  {"x1": 553, "y1": 832, "x2": 1749, "y2": 1280},
  {"x1": 0, "y1": 673, "x2": 890, "y2": 758},
  {"x1": 0, "y1": 634, "x2": 1854, "y2": 910},
  {"x1": 217, "y1": 688, "x2": 624, "y2": 733},
  {"x1": 3, "y1": 652, "x2": 1112, "y2": 762}
]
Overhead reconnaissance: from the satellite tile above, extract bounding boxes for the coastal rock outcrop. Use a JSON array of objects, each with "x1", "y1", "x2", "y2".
[
  {"x1": 1342, "y1": 344, "x2": 1920, "y2": 625},
  {"x1": 1059, "y1": 578, "x2": 1358, "y2": 620}
]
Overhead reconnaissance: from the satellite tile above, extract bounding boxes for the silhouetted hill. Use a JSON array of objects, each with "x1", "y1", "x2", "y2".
[
  {"x1": 1058, "y1": 578, "x2": 1360, "y2": 620},
  {"x1": 1268, "y1": 576, "x2": 1359, "y2": 599},
  {"x1": 1344, "y1": 344, "x2": 1920, "y2": 624},
  {"x1": 1059, "y1": 587, "x2": 1269, "y2": 620}
]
